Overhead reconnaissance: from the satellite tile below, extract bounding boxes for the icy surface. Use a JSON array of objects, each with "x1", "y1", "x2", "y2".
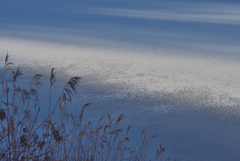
[{"x1": 1, "y1": 0, "x2": 240, "y2": 160}]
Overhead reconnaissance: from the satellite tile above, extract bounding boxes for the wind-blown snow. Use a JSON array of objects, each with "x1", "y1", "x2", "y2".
[
  {"x1": 83, "y1": 4, "x2": 240, "y2": 25},
  {"x1": 1, "y1": 0, "x2": 240, "y2": 160}
]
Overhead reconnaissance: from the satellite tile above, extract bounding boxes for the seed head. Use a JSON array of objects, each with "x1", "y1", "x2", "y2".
[
  {"x1": 20, "y1": 135, "x2": 27, "y2": 147},
  {"x1": 0, "y1": 109, "x2": 6, "y2": 121}
]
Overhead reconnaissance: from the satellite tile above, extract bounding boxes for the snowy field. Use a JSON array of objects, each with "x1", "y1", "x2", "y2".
[{"x1": 1, "y1": 0, "x2": 240, "y2": 160}]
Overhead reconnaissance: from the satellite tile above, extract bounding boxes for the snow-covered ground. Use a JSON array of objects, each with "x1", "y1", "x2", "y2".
[{"x1": 1, "y1": 0, "x2": 240, "y2": 160}]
